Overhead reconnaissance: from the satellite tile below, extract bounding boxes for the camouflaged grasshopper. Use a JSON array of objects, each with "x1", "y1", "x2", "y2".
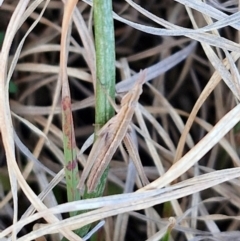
[{"x1": 78, "y1": 70, "x2": 149, "y2": 192}]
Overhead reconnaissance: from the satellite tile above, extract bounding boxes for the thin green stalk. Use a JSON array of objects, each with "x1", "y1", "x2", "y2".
[
  {"x1": 60, "y1": 0, "x2": 89, "y2": 238},
  {"x1": 161, "y1": 202, "x2": 172, "y2": 241},
  {"x1": 94, "y1": 0, "x2": 115, "y2": 127},
  {"x1": 161, "y1": 231, "x2": 170, "y2": 241},
  {"x1": 62, "y1": 96, "x2": 80, "y2": 217},
  {"x1": 84, "y1": 0, "x2": 115, "y2": 195},
  {"x1": 75, "y1": 0, "x2": 115, "y2": 238},
  {"x1": 61, "y1": 97, "x2": 84, "y2": 240}
]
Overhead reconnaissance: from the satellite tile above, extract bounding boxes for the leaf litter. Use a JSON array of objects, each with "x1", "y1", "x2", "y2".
[{"x1": 1, "y1": 0, "x2": 240, "y2": 240}]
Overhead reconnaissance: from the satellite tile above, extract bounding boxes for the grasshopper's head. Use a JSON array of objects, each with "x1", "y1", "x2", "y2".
[{"x1": 120, "y1": 70, "x2": 147, "y2": 107}]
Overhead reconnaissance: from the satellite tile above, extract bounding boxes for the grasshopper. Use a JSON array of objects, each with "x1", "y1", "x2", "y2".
[{"x1": 78, "y1": 70, "x2": 149, "y2": 192}]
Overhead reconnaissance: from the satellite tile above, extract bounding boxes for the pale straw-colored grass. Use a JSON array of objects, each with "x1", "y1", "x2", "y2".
[{"x1": 1, "y1": 0, "x2": 240, "y2": 240}]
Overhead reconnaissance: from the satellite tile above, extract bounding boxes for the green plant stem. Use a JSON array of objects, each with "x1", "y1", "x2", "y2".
[
  {"x1": 62, "y1": 96, "x2": 80, "y2": 217},
  {"x1": 94, "y1": 0, "x2": 115, "y2": 126},
  {"x1": 79, "y1": 0, "x2": 115, "y2": 238},
  {"x1": 61, "y1": 97, "x2": 84, "y2": 241},
  {"x1": 85, "y1": 0, "x2": 115, "y2": 195},
  {"x1": 161, "y1": 201, "x2": 172, "y2": 241}
]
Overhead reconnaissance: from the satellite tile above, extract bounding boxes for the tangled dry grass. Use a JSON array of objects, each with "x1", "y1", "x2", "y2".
[{"x1": 1, "y1": 0, "x2": 240, "y2": 240}]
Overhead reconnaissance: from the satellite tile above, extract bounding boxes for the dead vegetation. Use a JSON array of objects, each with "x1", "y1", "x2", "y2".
[{"x1": 1, "y1": 0, "x2": 240, "y2": 240}]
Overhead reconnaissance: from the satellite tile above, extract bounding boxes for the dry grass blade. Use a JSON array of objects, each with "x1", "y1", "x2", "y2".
[
  {"x1": 0, "y1": 2, "x2": 30, "y2": 239},
  {"x1": 4, "y1": 167, "x2": 240, "y2": 241},
  {"x1": 2, "y1": 0, "x2": 240, "y2": 240},
  {"x1": 123, "y1": 132, "x2": 149, "y2": 187},
  {"x1": 0, "y1": 1, "x2": 84, "y2": 240},
  {"x1": 141, "y1": 104, "x2": 240, "y2": 191}
]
